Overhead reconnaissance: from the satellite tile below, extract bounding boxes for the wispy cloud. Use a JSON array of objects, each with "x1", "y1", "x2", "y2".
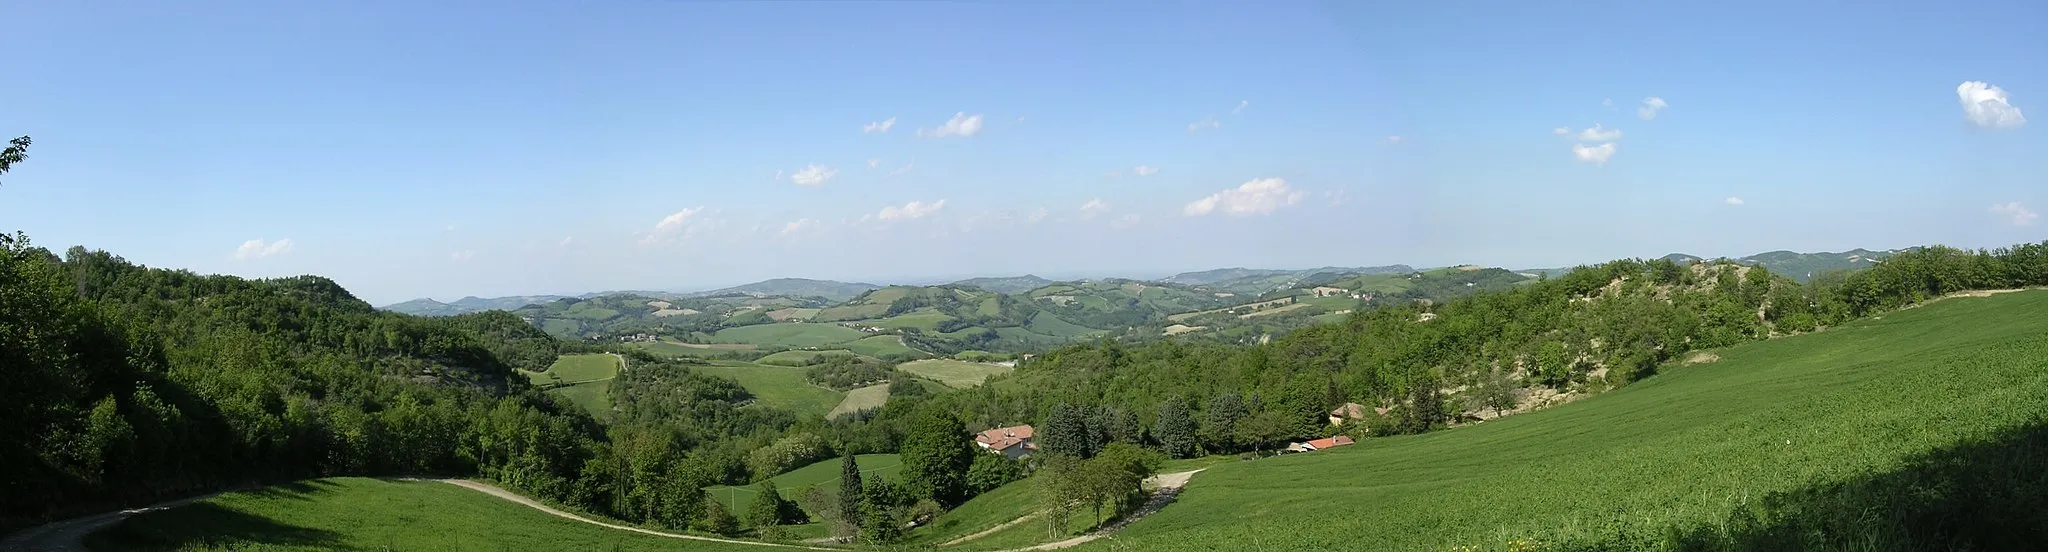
[
  {"x1": 917, "y1": 113, "x2": 984, "y2": 138},
  {"x1": 1079, "y1": 198, "x2": 1110, "y2": 218},
  {"x1": 1232, "y1": 100, "x2": 1249, "y2": 115},
  {"x1": 1187, "y1": 117, "x2": 1221, "y2": 133},
  {"x1": 791, "y1": 164, "x2": 838, "y2": 186},
  {"x1": 867, "y1": 158, "x2": 881, "y2": 169},
  {"x1": 449, "y1": 250, "x2": 476, "y2": 262},
  {"x1": 1557, "y1": 124, "x2": 1622, "y2": 165},
  {"x1": 1990, "y1": 202, "x2": 2038, "y2": 226},
  {"x1": 1572, "y1": 142, "x2": 1617, "y2": 166},
  {"x1": 641, "y1": 206, "x2": 707, "y2": 245},
  {"x1": 781, "y1": 218, "x2": 822, "y2": 236},
  {"x1": 1111, "y1": 214, "x2": 1142, "y2": 229},
  {"x1": 1026, "y1": 207, "x2": 1049, "y2": 224},
  {"x1": 1384, "y1": 135, "x2": 1404, "y2": 144},
  {"x1": 558, "y1": 236, "x2": 574, "y2": 247},
  {"x1": 1132, "y1": 165, "x2": 1159, "y2": 177},
  {"x1": 1577, "y1": 124, "x2": 1623, "y2": 142},
  {"x1": 232, "y1": 238, "x2": 294, "y2": 260},
  {"x1": 876, "y1": 199, "x2": 947, "y2": 221},
  {"x1": 863, "y1": 117, "x2": 897, "y2": 133},
  {"x1": 1958, "y1": 81, "x2": 2026, "y2": 129},
  {"x1": 1725, "y1": 197, "x2": 1745, "y2": 206},
  {"x1": 1184, "y1": 178, "x2": 1305, "y2": 217},
  {"x1": 1638, "y1": 97, "x2": 1669, "y2": 120}
]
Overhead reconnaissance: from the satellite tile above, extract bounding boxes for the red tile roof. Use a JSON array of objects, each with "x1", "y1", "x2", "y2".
[
  {"x1": 1304, "y1": 436, "x2": 1355, "y2": 450},
  {"x1": 975, "y1": 425, "x2": 1036, "y2": 451}
]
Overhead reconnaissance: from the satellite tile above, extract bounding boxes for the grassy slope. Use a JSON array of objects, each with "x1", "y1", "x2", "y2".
[
  {"x1": 755, "y1": 349, "x2": 855, "y2": 366},
  {"x1": 826, "y1": 384, "x2": 890, "y2": 419},
  {"x1": 897, "y1": 359, "x2": 1012, "y2": 388},
  {"x1": 692, "y1": 361, "x2": 843, "y2": 418},
  {"x1": 712, "y1": 323, "x2": 866, "y2": 348},
  {"x1": 1077, "y1": 290, "x2": 2048, "y2": 551},
  {"x1": 86, "y1": 478, "x2": 759, "y2": 551},
  {"x1": 848, "y1": 335, "x2": 922, "y2": 358},
  {"x1": 518, "y1": 354, "x2": 620, "y2": 417},
  {"x1": 705, "y1": 454, "x2": 904, "y2": 517}
]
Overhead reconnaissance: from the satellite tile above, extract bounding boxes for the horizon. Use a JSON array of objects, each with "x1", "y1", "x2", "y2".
[{"x1": 3, "y1": 1, "x2": 2041, "y2": 306}]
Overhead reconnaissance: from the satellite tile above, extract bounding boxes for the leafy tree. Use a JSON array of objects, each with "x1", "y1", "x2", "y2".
[
  {"x1": 1536, "y1": 341, "x2": 1571, "y2": 387},
  {"x1": 899, "y1": 406, "x2": 974, "y2": 505},
  {"x1": 698, "y1": 496, "x2": 739, "y2": 536},
  {"x1": 1154, "y1": 398, "x2": 1201, "y2": 459},
  {"x1": 837, "y1": 452, "x2": 864, "y2": 531},
  {"x1": 966, "y1": 451, "x2": 1024, "y2": 494},
  {"x1": 1200, "y1": 392, "x2": 1248, "y2": 452},
  {"x1": 0, "y1": 136, "x2": 27, "y2": 185},
  {"x1": 745, "y1": 479, "x2": 805, "y2": 529},
  {"x1": 1039, "y1": 403, "x2": 1096, "y2": 458},
  {"x1": 1236, "y1": 410, "x2": 1294, "y2": 455}
]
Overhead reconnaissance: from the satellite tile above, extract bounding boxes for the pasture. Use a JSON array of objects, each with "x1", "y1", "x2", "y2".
[
  {"x1": 756, "y1": 349, "x2": 856, "y2": 366},
  {"x1": 712, "y1": 323, "x2": 866, "y2": 348},
  {"x1": 518, "y1": 354, "x2": 620, "y2": 416},
  {"x1": 896, "y1": 359, "x2": 1011, "y2": 388},
  {"x1": 84, "y1": 478, "x2": 760, "y2": 551},
  {"x1": 825, "y1": 384, "x2": 890, "y2": 419},
  {"x1": 705, "y1": 454, "x2": 904, "y2": 518},
  {"x1": 847, "y1": 335, "x2": 923, "y2": 358},
  {"x1": 1070, "y1": 290, "x2": 2048, "y2": 551},
  {"x1": 691, "y1": 361, "x2": 844, "y2": 418}
]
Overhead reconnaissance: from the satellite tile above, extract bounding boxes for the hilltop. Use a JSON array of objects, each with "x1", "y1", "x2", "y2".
[
  {"x1": 382, "y1": 294, "x2": 572, "y2": 316},
  {"x1": 683, "y1": 277, "x2": 880, "y2": 302},
  {"x1": 950, "y1": 274, "x2": 1055, "y2": 294}
]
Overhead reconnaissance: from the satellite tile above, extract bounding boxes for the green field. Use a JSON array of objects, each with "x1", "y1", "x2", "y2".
[
  {"x1": 517, "y1": 354, "x2": 620, "y2": 416},
  {"x1": 868, "y1": 310, "x2": 954, "y2": 331},
  {"x1": 1023, "y1": 312, "x2": 1098, "y2": 337},
  {"x1": 712, "y1": 323, "x2": 867, "y2": 348},
  {"x1": 896, "y1": 359, "x2": 1011, "y2": 388},
  {"x1": 691, "y1": 361, "x2": 844, "y2": 417},
  {"x1": 825, "y1": 384, "x2": 890, "y2": 419},
  {"x1": 86, "y1": 478, "x2": 759, "y2": 551},
  {"x1": 705, "y1": 454, "x2": 904, "y2": 518},
  {"x1": 1071, "y1": 291, "x2": 2048, "y2": 551},
  {"x1": 755, "y1": 349, "x2": 855, "y2": 366},
  {"x1": 847, "y1": 335, "x2": 923, "y2": 358}
]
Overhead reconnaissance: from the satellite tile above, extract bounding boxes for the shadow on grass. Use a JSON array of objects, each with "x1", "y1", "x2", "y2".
[
  {"x1": 1567, "y1": 420, "x2": 2048, "y2": 551},
  {"x1": 83, "y1": 497, "x2": 344, "y2": 551}
]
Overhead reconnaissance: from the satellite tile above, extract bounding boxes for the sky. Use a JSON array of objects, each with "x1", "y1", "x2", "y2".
[{"x1": 1, "y1": 0, "x2": 2041, "y2": 305}]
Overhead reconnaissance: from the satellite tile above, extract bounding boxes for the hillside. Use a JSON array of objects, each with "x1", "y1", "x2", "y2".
[
  {"x1": 381, "y1": 294, "x2": 571, "y2": 316},
  {"x1": 1160, "y1": 265, "x2": 1413, "y2": 293},
  {"x1": 1077, "y1": 289, "x2": 2048, "y2": 550},
  {"x1": 951, "y1": 274, "x2": 1055, "y2": 294},
  {"x1": 685, "y1": 277, "x2": 880, "y2": 302}
]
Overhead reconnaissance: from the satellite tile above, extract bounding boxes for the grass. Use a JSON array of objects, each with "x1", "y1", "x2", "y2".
[
  {"x1": 1067, "y1": 290, "x2": 2048, "y2": 551},
  {"x1": 847, "y1": 335, "x2": 923, "y2": 358},
  {"x1": 691, "y1": 361, "x2": 843, "y2": 418},
  {"x1": 896, "y1": 359, "x2": 1012, "y2": 388},
  {"x1": 85, "y1": 477, "x2": 762, "y2": 551},
  {"x1": 712, "y1": 322, "x2": 866, "y2": 348},
  {"x1": 755, "y1": 349, "x2": 855, "y2": 366},
  {"x1": 868, "y1": 310, "x2": 954, "y2": 331},
  {"x1": 705, "y1": 454, "x2": 904, "y2": 517},
  {"x1": 826, "y1": 384, "x2": 890, "y2": 419},
  {"x1": 517, "y1": 354, "x2": 620, "y2": 416},
  {"x1": 1024, "y1": 312, "x2": 1099, "y2": 337},
  {"x1": 904, "y1": 474, "x2": 1042, "y2": 546},
  {"x1": 627, "y1": 340, "x2": 755, "y2": 358},
  {"x1": 1237, "y1": 301, "x2": 1311, "y2": 318}
]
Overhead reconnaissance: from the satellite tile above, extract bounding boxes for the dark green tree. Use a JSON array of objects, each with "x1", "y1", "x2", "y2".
[
  {"x1": 837, "y1": 452, "x2": 864, "y2": 530},
  {"x1": 1155, "y1": 398, "x2": 1201, "y2": 459},
  {"x1": 1039, "y1": 403, "x2": 1095, "y2": 458},
  {"x1": 0, "y1": 136, "x2": 27, "y2": 185},
  {"x1": 698, "y1": 496, "x2": 739, "y2": 536},
  {"x1": 966, "y1": 452, "x2": 1024, "y2": 494},
  {"x1": 1201, "y1": 392, "x2": 1248, "y2": 452},
  {"x1": 899, "y1": 406, "x2": 974, "y2": 505}
]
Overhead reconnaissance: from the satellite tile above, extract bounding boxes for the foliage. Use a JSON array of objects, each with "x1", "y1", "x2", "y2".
[
  {"x1": 898, "y1": 406, "x2": 975, "y2": 506},
  {"x1": 1154, "y1": 398, "x2": 1202, "y2": 459},
  {"x1": 744, "y1": 433, "x2": 830, "y2": 483},
  {"x1": 965, "y1": 452, "x2": 1025, "y2": 494},
  {"x1": 802, "y1": 355, "x2": 892, "y2": 390},
  {"x1": 0, "y1": 136, "x2": 28, "y2": 185}
]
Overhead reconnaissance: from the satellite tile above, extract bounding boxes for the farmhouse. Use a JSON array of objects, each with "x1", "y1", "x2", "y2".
[
  {"x1": 1329, "y1": 402, "x2": 1369, "y2": 426},
  {"x1": 1311, "y1": 286, "x2": 1348, "y2": 298},
  {"x1": 974, "y1": 424, "x2": 1037, "y2": 459},
  {"x1": 1285, "y1": 435, "x2": 1356, "y2": 453}
]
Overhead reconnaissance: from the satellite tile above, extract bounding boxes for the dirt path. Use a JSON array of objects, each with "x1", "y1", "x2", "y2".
[
  {"x1": 0, "y1": 491, "x2": 228, "y2": 552},
  {"x1": 940, "y1": 512, "x2": 1043, "y2": 546},
  {"x1": 432, "y1": 479, "x2": 827, "y2": 550},
  {"x1": 986, "y1": 469, "x2": 1203, "y2": 551}
]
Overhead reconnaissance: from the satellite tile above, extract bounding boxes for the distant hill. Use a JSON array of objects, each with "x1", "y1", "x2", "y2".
[
  {"x1": 684, "y1": 278, "x2": 880, "y2": 302},
  {"x1": 1732, "y1": 248, "x2": 1906, "y2": 282},
  {"x1": 951, "y1": 275, "x2": 1054, "y2": 294},
  {"x1": 1163, "y1": 265, "x2": 1414, "y2": 294},
  {"x1": 382, "y1": 295, "x2": 569, "y2": 316}
]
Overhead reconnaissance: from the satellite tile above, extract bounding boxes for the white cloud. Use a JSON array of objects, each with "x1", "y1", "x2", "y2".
[
  {"x1": 1079, "y1": 198, "x2": 1110, "y2": 218},
  {"x1": 641, "y1": 206, "x2": 709, "y2": 244},
  {"x1": 1572, "y1": 142, "x2": 1617, "y2": 166},
  {"x1": 781, "y1": 218, "x2": 822, "y2": 236},
  {"x1": 1187, "y1": 117, "x2": 1221, "y2": 132},
  {"x1": 1132, "y1": 165, "x2": 1159, "y2": 177},
  {"x1": 449, "y1": 250, "x2": 476, "y2": 262},
  {"x1": 1111, "y1": 214, "x2": 1142, "y2": 229},
  {"x1": 1232, "y1": 100, "x2": 1249, "y2": 115},
  {"x1": 1990, "y1": 202, "x2": 2039, "y2": 226},
  {"x1": 1603, "y1": 98, "x2": 1616, "y2": 110},
  {"x1": 558, "y1": 236, "x2": 574, "y2": 247},
  {"x1": 1384, "y1": 135, "x2": 1404, "y2": 144},
  {"x1": 790, "y1": 164, "x2": 838, "y2": 186},
  {"x1": 1724, "y1": 196, "x2": 1745, "y2": 206},
  {"x1": 1552, "y1": 127, "x2": 1571, "y2": 136},
  {"x1": 444, "y1": 224, "x2": 457, "y2": 232},
  {"x1": 1638, "y1": 97, "x2": 1669, "y2": 120},
  {"x1": 1577, "y1": 124, "x2": 1623, "y2": 142},
  {"x1": 867, "y1": 158, "x2": 881, "y2": 169},
  {"x1": 1183, "y1": 177, "x2": 1305, "y2": 217},
  {"x1": 231, "y1": 238, "x2": 294, "y2": 260},
  {"x1": 863, "y1": 117, "x2": 897, "y2": 133},
  {"x1": 917, "y1": 112, "x2": 984, "y2": 138},
  {"x1": 1958, "y1": 81, "x2": 2026, "y2": 129},
  {"x1": 876, "y1": 199, "x2": 947, "y2": 221},
  {"x1": 1026, "y1": 207, "x2": 1049, "y2": 224}
]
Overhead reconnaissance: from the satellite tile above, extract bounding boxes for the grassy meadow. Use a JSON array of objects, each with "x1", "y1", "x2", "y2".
[
  {"x1": 755, "y1": 349, "x2": 855, "y2": 366},
  {"x1": 690, "y1": 361, "x2": 843, "y2": 418},
  {"x1": 85, "y1": 478, "x2": 761, "y2": 551},
  {"x1": 1070, "y1": 290, "x2": 2048, "y2": 551},
  {"x1": 711, "y1": 323, "x2": 867, "y2": 348},
  {"x1": 896, "y1": 359, "x2": 1011, "y2": 388},
  {"x1": 705, "y1": 454, "x2": 904, "y2": 518},
  {"x1": 518, "y1": 354, "x2": 620, "y2": 417},
  {"x1": 847, "y1": 335, "x2": 923, "y2": 358},
  {"x1": 826, "y1": 384, "x2": 890, "y2": 419}
]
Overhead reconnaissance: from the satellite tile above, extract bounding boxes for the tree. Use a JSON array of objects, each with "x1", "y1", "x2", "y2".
[
  {"x1": 1154, "y1": 398, "x2": 1201, "y2": 459},
  {"x1": 1401, "y1": 376, "x2": 1446, "y2": 434},
  {"x1": 698, "y1": 496, "x2": 739, "y2": 536},
  {"x1": 1034, "y1": 454, "x2": 1084, "y2": 540},
  {"x1": 966, "y1": 452, "x2": 1024, "y2": 494},
  {"x1": 0, "y1": 136, "x2": 28, "y2": 185},
  {"x1": 1039, "y1": 403, "x2": 1095, "y2": 458},
  {"x1": 1536, "y1": 341, "x2": 1571, "y2": 387},
  {"x1": 837, "y1": 452, "x2": 864, "y2": 534},
  {"x1": 899, "y1": 406, "x2": 974, "y2": 505},
  {"x1": 746, "y1": 479, "x2": 805, "y2": 530},
  {"x1": 1236, "y1": 410, "x2": 1293, "y2": 455},
  {"x1": 1200, "y1": 393, "x2": 1248, "y2": 452},
  {"x1": 859, "y1": 475, "x2": 904, "y2": 544}
]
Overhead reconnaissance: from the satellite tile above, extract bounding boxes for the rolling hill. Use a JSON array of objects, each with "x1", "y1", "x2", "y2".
[
  {"x1": 684, "y1": 277, "x2": 880, "y2": 301},
  {"x1": 381, "y1": 294, "x2": 571, "y2": 316},
  {"x1": 951, "y1": 274, "x2": 1055, "y2": 294}
]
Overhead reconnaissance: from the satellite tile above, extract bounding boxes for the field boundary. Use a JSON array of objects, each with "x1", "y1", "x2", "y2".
[{"x1": 432, "y1": 479, "x2": 829, "y2": 550}]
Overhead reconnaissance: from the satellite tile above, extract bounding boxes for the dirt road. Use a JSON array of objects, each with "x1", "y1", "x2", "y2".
[
  {"x1": 987, "y1": 469, "x2": 1204, "y2": 551},
  {"x1": 0, "y1": 492, "x2": 225, "y2": 552},
  {"x1": 432, "y1": 479, "x2": 827, "y2": 550}
]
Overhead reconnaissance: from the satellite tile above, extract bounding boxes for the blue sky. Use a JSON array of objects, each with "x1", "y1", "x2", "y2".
[{"x1": 1, "y1": 0, "x2": 2040, "y2": 305}]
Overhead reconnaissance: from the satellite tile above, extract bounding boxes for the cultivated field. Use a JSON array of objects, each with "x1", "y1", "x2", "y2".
[
  {"x1": 712, "y1": 323, "x2": 867, "y2": 348},
  {"x1": 518, "y1": 354, "x2": 620, "y2": 416},
  {"x1": 847, "y1": 335, "x2": 923, "y2": 358},
  {"x1": 691, "y1": 361, "x2": 843, "y2": 418},
  {"x1": 896, "y1": 359, "x2": 1012, "y2": 388},
  {"x1": 705, "y1": 454, "x2": 904, "y2": 519},
  {"x1": 756, "y1": 349, "x2": 855, "y2": 366},
  {"x1": 85, "y1": 478, "x2": 761, "y2": 551},
  {"x1": 825, "y1": 384, "x2": 890, "y2": 419},
  {"x1": 1073, "y1": 290, "x2": 2048, "y2": 551}
]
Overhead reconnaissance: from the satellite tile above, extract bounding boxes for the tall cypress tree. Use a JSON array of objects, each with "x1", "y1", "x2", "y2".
[{"x1": 838, "y1": 452, "x2": 864, "y2": 529}]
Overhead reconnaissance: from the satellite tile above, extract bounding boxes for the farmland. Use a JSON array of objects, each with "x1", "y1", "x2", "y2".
[
  {"x1": 704, "y1": 454, "x2": 904, "y2": 519},
  {"x1": 896, "y1": 359, "x2": 1012, "y2": 388},
  {"x1": 1067, "y1": 290, "x2": 2048, "y2": 551},
  {"x1": 84, "y1": 478, "x2": 761, "y2": 551},
  {"x1": 689, "y1": 361, "x2": 844, "y2": 418},
  {"x1": 517, "y1": 353, "x2": 620, "y2": 416},
  {"x1": 826, "y1": 384, "x2": 890, "y2": 419},
  {"x1": 712, "y1": 323, "x2": 867, "y2": 348}
]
